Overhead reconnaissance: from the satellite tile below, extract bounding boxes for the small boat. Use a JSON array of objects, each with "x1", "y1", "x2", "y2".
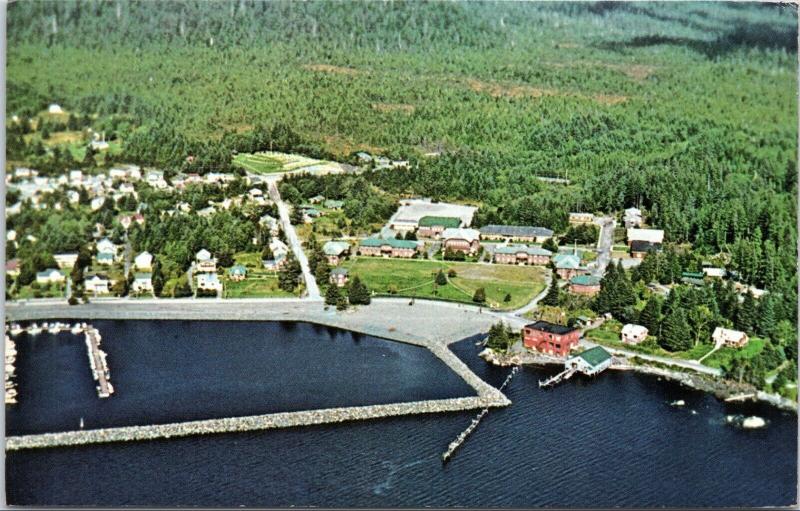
[
  {"x1": 9, "y1": 324, "x2": 22, "y2": 336},
  {"x1": 27, "y1": 323, "x2": 42, "y2": 335},
  {"x1": 70, "y1": 324, "x2": 83, "y2": 335}
]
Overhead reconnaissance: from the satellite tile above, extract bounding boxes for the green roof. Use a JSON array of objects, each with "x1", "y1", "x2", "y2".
[
  {"x1": 681, "y1": 271, "x2": 704, "y2": 279},
  {"x1": 134, "y1": 272, "x2": 152, "y2": 279},
  {"x1": 228, "y1": 264, "x2": 247, "y2": 276},
  {"x1": 570, "y1": 275, "x2": 601, "y2": 286},
  {"x1": 578, "y1": 346, "x2": 612, "y2": 367},
  {"x1": 360, "y1": 237, "x2": 418, "y2": 249},
  {"x1": 324, "y1": 199, "x2": 344, "y2": 208},
  {"x1": 495, "y1": 245, "x2": 552, "y2": 256},
  {"x1": 553, "y1": 253, "x2": 581, "y2": 269},
  {"x1": 323, "y1": 241, "x2": 350, "y2": 256},
  {"x1": 418, "y1": 216, "x2": 461, "y2": 228}
]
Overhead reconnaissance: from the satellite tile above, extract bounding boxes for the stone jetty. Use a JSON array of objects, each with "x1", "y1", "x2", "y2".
[{"x1": 6, "y1": 395, "x2": 507, "y2": 451}]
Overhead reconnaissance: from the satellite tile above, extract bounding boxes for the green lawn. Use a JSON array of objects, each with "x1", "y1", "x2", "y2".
[
  {"x1": 585, "y1": 321, "x2": 715, "y2": 361},
  {"x1": 702, "y1": 338, "x2": 767, "y2": 369},
  {"x1": 232, "y1": 152, "x2": 284, "y2": 174},
  {"x1": 15, "y1": 282, "x2": 65, "y2": 299},
  {"x1": 223, "y1": 251, "x2": 298, "y2": 298},
  {"x1": 339, "y1": 257, "x2": 546, "y2": 310}
]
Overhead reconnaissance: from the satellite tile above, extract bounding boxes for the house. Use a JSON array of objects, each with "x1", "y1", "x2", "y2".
[
  {"x1": 323, "y1": 199, "x2": 344, "y2": 210},
  {"x1": 118, "y1": 183, "x2": 137, "y2": 196},
  {"x1": 523, "y1": 321, "x2": 581, "y2": 357},
  {"x1": 681, "y1": 271, "x2": 706, "y2": 286},
  {"x1": 132, "y1": 273, "x2": 153, "y2": 293},
  {"x1": 569, "y1": 212, "x2": 594, "y2": 224},
  {"x1": 259, "y1": 214, "x2": 280, "y2": 236},
  {"x1": 569, "y1": 275, "x2": 602, "y2": 296},
  {"x1": 479, "y1": 225, "x2": 554, "y2": 243},
  {"x1": 621, "y1": 324, "x2": 649, "y2": 344},
  {"x1": 90, "y1": 197, "x2": 106, "y2": 211},
  {"x1": 441, "y1": 228, "x2": 481, "y2": 255},
  {"x1": 309, "y1": 195, "x2": 325, "y2": 204},
  {"x1": 6, "y1": 230, "x2": 16, "y2": 242},
  {"x1": 553, "y1": 252, "x2": 584, "y2": 280},
  {"x1": 198, "y1": 206, "x2": 216, "y2": 218},
  {"x1": 96, "y1": 238, "x2": 117, "y2": 255},
  {"x1": 359, "y1": 237, "x2": 419, "y2": 258},
  {"x1": 417, "y1": 216, "x2": 462, "y2": 239},
  {"x1": 197, "y1": 273, "x2": 222, "y2": 292},
  {"x1": 703, "y1": 267, "x2": 726, "y2": 278},
  {"x1": 5, "y1": 259, "x2": 20, "y2": 277},
  {"x1": 146, "y1": 170, "x2": 168, "y2": 189},
  {"x1": 623, "y1": 207, "x2": 643, "y2": 228},
  {"x1": 196, "y1": 249, "x2": 217, "y2": 273},
  {"x1": 228, "y1": 264, "x2": 247, "y2": 281},
  {"x1": 96, "y1": 252, "x2": 114, "y2": 265},
  {"x1": 322, "y1": 241, "x2": 351, "y2": 266},
  {"x1": 69, "y1": 170, "x2": 83, "y2": 184},
  {"x1": 330, "y1": 267, "x2": 349, "y2": 287},
  {"x1": 85, "y1": 274, "x2": 111, "y2": 295},
  {"x1": 493, "y1": 245, "x2": 552, "y2": 266},
  {"x1": 53, "y1": 253, "x2": 79, "y2": 269},
  {"x1": 302, "y1": 207, "x2": 322, "y2": 223},
  {"x1": 627, "y1": 228, "x2": 665, "y2": 246},
  {"x1": 48, "y1": 103, "x2": 63, "y2": 114},
  {"x1": 67, "y1": 190, "x2": 80, "y2": 204},
  {"x1": 630, "y1": 240, "x2": 662, "y2": 259},
  {"x1": 119, "y1": 215, "x2": 133, "y2": 230},
  {"x1": 134, "y1": 251, "x2": 153, "y2": 270},
  {"x1": 566, "y1": 346, "x2": 613, "y2": 376},
  {"x1": 36, "y1": 269, "x2": 65, "y2": 285},
  {"x1": 263, "y1": 239, "x2": 289, "y2": 270},
  {"x1": 712, "y1": 327, "x2": 749, "y2": 348},
  {"x1": 248, "y1": 188, "x2": 264, "y2": 200}
]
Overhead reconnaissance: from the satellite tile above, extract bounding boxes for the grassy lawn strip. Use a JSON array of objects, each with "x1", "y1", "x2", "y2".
[
  {"x1": 586, "y1": 321, "x2": 715, "y2": 361},
  {"x1": 702, "y1": 338, "x2": 766, "y2": 369},
  {"x1": 340, "y1": 257, "x2": 546, "y2": 310},
  {"x1": 232, "y1": 152, "x2": 284, "y2": 174}
]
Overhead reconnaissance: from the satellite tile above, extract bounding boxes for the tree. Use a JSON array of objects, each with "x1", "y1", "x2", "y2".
[
  {"x1": 325, "y1": 283, "x2": 341, "y2": 306},
  {"x1": 315, "y1": 260, "x2": 331, "y2": 283},
  {"x1": 435, "y1": 269, "x2": 447, "y2": 286},
  {"x1": 542, "y1": 237, "x2": 558, "y2": 253},
  {"x1": 541, "y1": 279, "x2": 560, "y2": 306},
  {"x1": 638, "y1": 295, "x2": 663, "y2": 336},
  {"x1": 504, "y1": 293, "x2": 511, "y2": 303},
  {"x1": 736, "y1": 291, "x2": 758, "y2": 334},
  {"x1": 217, "y1": 251, "x2": 234, "y2": 268},
  {"x1": 486, "y1": 322, "x2": 515, "y2": 352},
  {"x1": 152, "y1": 259, "x2": 164, "y2": 297},
  {"x1": 347, "y1": 275, "x2": 371, "y2": 305},
  {"x1": 659, "y1": 309, "x2": 692, "y2": 352},
  {"x1": 757, "y1": 294, "x2": 777, "y2": 340},
  {"x1": 472, "y1": 287, "x2": 486, "y2": 304},
  {"x1": 405, "y1": 230, "x2": 417, "y2": 241},
  {"x1": 447, "y1": 268, "x2": 457, "y2": 278},
  {"x1": 261, "y1": 244, "x2": 274, "y2": 261},
  {"x1": 290, "y1": 206, "x2": 304, "y2": 225},
  {"x1": 279, "y1": 252, "x2": 302, "y2": 291}
]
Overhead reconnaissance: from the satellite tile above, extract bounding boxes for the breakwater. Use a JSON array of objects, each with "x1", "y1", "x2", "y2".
[{"x1": 6, "y1": 395, "x2": 507, "y2": 451}]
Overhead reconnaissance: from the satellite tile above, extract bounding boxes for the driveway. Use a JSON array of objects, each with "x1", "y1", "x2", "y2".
[{"x1": 592, "y1": 215, "x2": 616, "y2": 277}]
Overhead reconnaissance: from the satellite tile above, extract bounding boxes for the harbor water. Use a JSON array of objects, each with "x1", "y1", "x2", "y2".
[{"x1": 6, "y1": 320, "x2": 797, "y2": 507}]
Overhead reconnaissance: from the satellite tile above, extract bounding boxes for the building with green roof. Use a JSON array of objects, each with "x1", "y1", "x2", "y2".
[
  {"x1": 359, "y1": 237, "x2": 419, "y2": 258},
  {"x1": 417, "y1": 216, "x2": 462, "y2": 238},
  {"x1": 567, "y1": 346, "x2": 613, "y2": 376}
]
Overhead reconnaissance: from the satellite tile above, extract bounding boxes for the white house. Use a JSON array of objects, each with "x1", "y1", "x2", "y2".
[
  {"x1": 7, "y1": 202, "x2": 21, "y2": 216},
  {"x1": 703, "y1": 267, "x2": 726, "y2": 278},
  {"x1": 621, "y1": 324, "x2": 649, "y2": 344},
  {"x1": 197, "y1": 273, "x2": 222, "y2": 291},
  {"x1": 36, "y1": 269, "x2": 65, "y2": 285},
  {"x1": 90, "y1": 197, "x2": 106, "y2": 211},
  {"x1": 67, "y1": 190, "x2": 80, "y2": 204},
  {"x1": 263, "y1": 239, "x2": 289, "y2": 270},
  {"x1": 132, "y1": 273, "x2": 153, "y2": 293},
  {"x1": 85, "y1": 274, "x2": 111, "y2": 295},
  {"x1": 627, "y1": 228, "x2": 665, "y2": 245},
  {"x1": 712, "y1": 327, "x2": 749, "y2": 348},
  {"x1": 134, "y1": 251, "x2": 153, "y2": 270},
  {"x1": 48, "y1": 104, "x2": 64, "y2": 114},
  {"x1": 259, "y1": 214, "x2": 280, "y2": 236},
  {"x1": 196, "y1": 249, "x2": 217, "y2": 273},
  {"x1": 198, "y1": 206, "x2": 216, "y2": 218},
  {"x1": 6, "y1": 230, "x2": 16, "y2": 242},
  {"x1": 54, "y1": 253, "x2": 79, "y2": 269},
  {"x1": 623, "y1": 207, "x2": 643, "y2": 228},
  {"x1": 96, "y1": 238, "x2": 117, "y2": 255}
]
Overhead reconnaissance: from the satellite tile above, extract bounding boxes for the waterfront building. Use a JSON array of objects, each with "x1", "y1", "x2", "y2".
[
  {"x1": 417, "y1": 216, "x2": 462, "y2": 239},
  {"x1": 441, "y1": 228, "x2": 481, "y2": 255},
  {"x1": 523, "y1": 321, "x2": 581, "y2": 357},
  {"x1": 359, "y1": 237, "x2": 419, "y2": 258},
  {"x1": 196, "y1": 249, "x2": 217, "y2": 273},
  {"x1": 330, "y1": 267, "x2": 349, "y2": 287},
  {"x1": 569, "y1": 275, "x2": 602, "y2": 296},
  {"x1": 323, "y1": 241, "x2": 351, "y2": 266},
  {"x1": 197, "y1": 273, "x2": 222, "y2": 292},
  {"x1": 479, "y1": 225, "x2": 554, "y2": 243},
  {"x1": 85, "y1": 274, "x2": 111, "y2": 295},
  {"x1": 621, "y1": 324, "x2": 649, "y2": 344},
  {"x1": 712, "y1": 327, "x2": 749, "y2": 348},
  {"x1": 567, "y1": 346, "x2": 613, "y2": 376},
  {"x1": 493, "y1": 245, "x2": 552, "y2": 266}
]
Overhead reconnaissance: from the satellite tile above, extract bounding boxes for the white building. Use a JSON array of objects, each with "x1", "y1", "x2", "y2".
[
  {"x1": 36, "y1": 269, "x2": 65, "y2": 285},
  {"x1": 48, "y1": 104, "x2": 64, "y2": 114},
  {"x1": 566, "y1": 346, "x2": 613, "y2": 376},
  {"x1": 712, "y1": 327, "x2": 749, "y2": 348},
  {"x1": 134, "y1": 251, "x2": 153, "y2": 270},
  {"x1": 197, "y1": 273, "x2": 222, "y2": 291},
  {"x1": 85, "y1": 274, "x2": 111, "y2": 295},
  {"x1": 196, "y1": 249, "x2": 217, "y2": 272},
  {"x1": 54, "y1": 253, "x2": 79, "y2": 269},
  {"x1": 90, "y1": 197, "x2": 106, "y2": 211},
  {"x1": 96, "y1": 238, "x2": 117, "y2": 255},
  {"x1": 627, "y1": 228, "x2": 665, "y2": 244},
  {"x1": 132, "y1": 273, "x2": 153, "y2": 293},
  {"x1": 621, "y1": 324, "x2": 649, "y2": 344}
]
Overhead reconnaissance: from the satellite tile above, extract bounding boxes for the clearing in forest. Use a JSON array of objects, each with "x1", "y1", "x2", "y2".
[{"x1": 232, "y1": 151, "x2": 345, "y2": 175}]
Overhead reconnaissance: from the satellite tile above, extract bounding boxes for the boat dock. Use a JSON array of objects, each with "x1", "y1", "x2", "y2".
[
  {"x1": 84, "y1": 326, "x2": 114, "y2": 398},
  {"x1": 5, "y1": 334, "x2": 17, "y2": 404},
  {"x1": 538, "y1": 367, "x2": 576, "y2": 388}
]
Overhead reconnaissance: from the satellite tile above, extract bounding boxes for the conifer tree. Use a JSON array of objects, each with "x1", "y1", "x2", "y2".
[
  {"x1": 347, "y1": 275, "x2": 371, "y2": 305},
  {"x1": 736, "y1": 291, "x2": 758, "y2": 334},
  {"x1": 435, "y1": 269, "x2": 447, "y2": 286},
  {"x1": 757, "y1": 294, "x2": 776, "y2": 339},
  {"x1": 541, "y1": 278, "x2": 560, "y2": 306},
  {"x1": 638, "y1": 295, "x2": 663, "y2": 335},
  {"x1": 659, "y1": 308, "x2": 692, "y2": 352},
  {"x1": 325, "y1": 282, "x2": 341, "y2": 306}
]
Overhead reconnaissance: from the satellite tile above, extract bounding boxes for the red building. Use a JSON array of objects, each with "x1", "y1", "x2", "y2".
[{"x1": 523, "y1": 321, "x2": 581, "y2": 357}]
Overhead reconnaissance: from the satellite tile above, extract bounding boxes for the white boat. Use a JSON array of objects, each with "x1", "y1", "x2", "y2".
[
  {"x1": 9, "y1": 324, "x2": 22, "y2": 336},
  {"x1": 742, "y1": 416, "x2": 766, "y2": 429},
  {"x1": 27, "y1": 323, "x2": 42, "y2": 335},
  {"x1": 71, "y1": 324, "x2": 83, "y2": 334}
]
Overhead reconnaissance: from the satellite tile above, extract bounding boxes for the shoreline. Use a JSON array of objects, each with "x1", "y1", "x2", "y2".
[{"x1": 480, "y1": 349, "x2": 798, "y2": 413}]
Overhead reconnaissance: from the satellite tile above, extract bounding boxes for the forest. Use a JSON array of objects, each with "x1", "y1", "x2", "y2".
[{"x1": 5, "y1": 1, "x2": 797, "y2": 335}]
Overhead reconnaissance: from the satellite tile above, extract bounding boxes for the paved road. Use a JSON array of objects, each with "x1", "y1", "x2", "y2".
[
  {"x1": 592, "y1": 215, "x2": 616, "y2": 277},
  {"x1": 265, "y1": 177, "x2": 321, "y2": 300},
  {"x1": 510, "y1": 269, "x2": 553, "y2": 317}
]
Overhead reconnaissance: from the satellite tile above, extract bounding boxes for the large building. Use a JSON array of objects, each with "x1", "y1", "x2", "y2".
[
  {"x1": 359, "y1": 237, "x2": 419, "y2": 258},
  {"x1": 523, "y1": 321, "x2": 581, "y2": 357},
  {"x1": 630, "y1": 240, "x2": 662, "y2": 259},
  {"x1": 479, "y1": 225, "x2": 554, "y2": 243},
  {"x1": 417, "y1": 216, "x2": 462, "y2": 238},
  {"x1": 442, "y1": 228, "x2": 481, "y2": 255},
  {"x1": 553, "y1": 252, "x2": 584, "y2": 280},
  {"x1": 322, "y1": 241, "x2": 351, "y2": 266},
  {"x1": 493, "y1": 245, "x2": 552, "y2": 266},
  {"x1": 568, "y1": 275, "x2": 601, "y2": 296},
  {"x1": 627, "y1": 228, "x2": 665, "y2": 245}
]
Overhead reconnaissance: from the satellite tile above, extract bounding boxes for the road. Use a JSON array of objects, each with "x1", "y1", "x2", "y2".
[
  {"x1": 510, "y1": 270, "x2": 553, "y2": 316},
  {"x1": 579, "y1": 338, "x2": 722, "y2": 377},
  {"x1": 265, "y1": 177, "x2": 321, "y2": 300},
  {"x1": 592, "y1": 215, "x2": 616, "y2": 277}
]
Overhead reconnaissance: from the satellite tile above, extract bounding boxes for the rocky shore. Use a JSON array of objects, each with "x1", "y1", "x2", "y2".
[{"x1": 481, "y1": 349, "x2": 797, "y2": 413}]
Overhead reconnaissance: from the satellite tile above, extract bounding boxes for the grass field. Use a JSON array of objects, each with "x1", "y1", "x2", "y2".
[
  {"x1": 702, "y1": 338, "x2": 767, "y2": 369},
  {"x1": 221, "y1": 251, "x2": 298, "y2": 298},
  {"x1": 585, "y1": 320, "x2": 715, "y2": 361},
  {"x1": 339, "y1": 257, "x2": 546, "y2": 310},
  {"x1": 232, "y1": 152, "x2": 284, "y2": 174}
]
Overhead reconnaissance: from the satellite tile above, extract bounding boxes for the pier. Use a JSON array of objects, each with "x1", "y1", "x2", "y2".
[
  {"x1": 84, "y1": 326, "x2": 114, "y2": 398},
  {"x1": 6, "y1": 395, "x2": 505, "y2": 451},
  {"x1": 538, "y1": 367, "x2": 576, "y2": 388},
  {"x1": 5, "y1": 334, "x2": 17, "y2": 404}
]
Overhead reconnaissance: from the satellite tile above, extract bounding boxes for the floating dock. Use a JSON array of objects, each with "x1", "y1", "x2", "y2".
[{"x1": 84, "y1": 326, "x2": 114, "y2": 398}]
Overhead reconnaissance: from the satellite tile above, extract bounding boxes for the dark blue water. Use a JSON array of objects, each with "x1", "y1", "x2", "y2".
[
  {"x1": 6, "y1": 320, "x2": 474, "y2": 435},
  {"x1": 6, "y1": 321, "x2": 797, "y2": 507}
]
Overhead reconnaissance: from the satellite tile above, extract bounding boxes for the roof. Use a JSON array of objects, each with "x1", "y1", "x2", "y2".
[
  {"x1": 577, "y1": 346, "x2": 612, "y2": 367},
  {"x1": 570, "y1": 275, "x2": 601, "y2": 286},
  {"x1": 630, "y1": 240, "x2": 662, "y2": 253},
  {"x1": 360, "y1": 237, "x2": 418, "y2": 249},
  {"x1": 228, "y1": 264, "x2": 247, "y2": 275},
  {"x1": 97, "y1": 252, "x2": 114, "y2": 260},
  {"x1": 627, "y1": 228, "x2": 664, "y2": 244},
  {"x1": 418, "y1": 216, "x2": 462, "y2": 228},
  {"x1": 36, "y1": 268, "x2": 61, "y2": 277},
  {"x1": 323, "y1": 241, "x2": 351, "y2": 256},
  {"x1": 682, "y1": 271, "x2": 705, "y2": 279},
  {"x1": 525, "y1": 321, "x2": 577, "y2": 336},
  {"x1": 323, "y1": 199, "x2": 344, "y2": 208},
  {"x1": 134, "y1": 272, "x2": 152, "y2": 280},
  {"x1": 479, "y1": 225, "x2": 554, "y2": 238},
  {"x1": 553, "y1": 253, "x2": 581, "y2": 269},
  {"x1": 331, "y1": 267, "x2": 349, "y2": 276},
  {"x1": 196, "y1": 249, "x2": 212, "y2": 261},
  {"x1": 441, "y1": 228, "x2": 480, "y2": 243},
  {"x1": 713, "y1": 327, "x2": 747, "y2": 342},
  {"x1": 622, "y1": 324, "x2": 648, "y2": 336},
  {"x1": 494, "y1": 245, "x2": 552, "y2": 256}
]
